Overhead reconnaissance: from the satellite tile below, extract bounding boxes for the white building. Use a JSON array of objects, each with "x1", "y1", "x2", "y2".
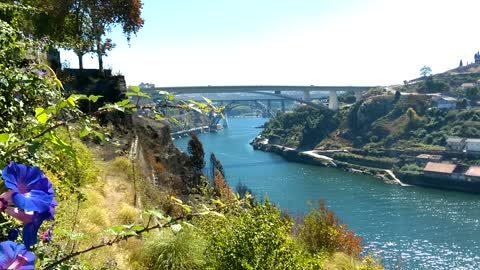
[
  {"x1": 436, "y1": 96, "x2": 457, "y2": 110},
  {"x1": 466, "y1": 138, "x2": 480, "y2": 152},
  {"x1": 446, "y1": 137, "x2": 465, "y2": 151}
]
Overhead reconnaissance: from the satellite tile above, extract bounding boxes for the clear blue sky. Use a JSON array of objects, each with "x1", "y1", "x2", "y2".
[{"x1": 62, "y1": 0, "x2": 480, "y2": 87}]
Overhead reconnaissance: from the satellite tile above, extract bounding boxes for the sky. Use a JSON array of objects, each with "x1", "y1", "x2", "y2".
[{"x1": 61, "y1": 0, "x2": 480, "y2": 87}]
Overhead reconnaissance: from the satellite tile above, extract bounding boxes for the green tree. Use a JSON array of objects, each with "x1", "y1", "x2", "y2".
[
  {"x1": 86, "y1": 0, "x2": 144, "y2": 72},
  {"x1": 457, "y1": 98, "x2": 468, "y2": 110},
  {"x1": 466, "y1": 87, "x2": 480, "y2": 101},
  {"x1": 394, "y1": 90, "x2": 401, "y2": 102},
  {"x1": 17, "y1": 0, "x2": 144, "y2": 71},
  {"x1": 209, "y1": 153, "x2": 224, "y2": 179},
  {"x1": 420, "y1": 65, "x2": 432, "y2": 77},
  {"x1": 188, "y1": 133, "x2": 205, "y2": 172},
  {"x1": 298, "y1": 200, "x2": 363, "y2": 257}
]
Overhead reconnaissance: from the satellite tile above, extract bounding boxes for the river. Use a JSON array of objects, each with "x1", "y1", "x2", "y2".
[{"x1": 174, "y1": 117, "x2": 480, "y2": 270}]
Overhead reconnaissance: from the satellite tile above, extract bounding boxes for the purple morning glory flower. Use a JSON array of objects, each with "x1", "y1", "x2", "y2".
[
  {"x1": 0, "y1": 241, "x2": 36, "y2": 269},
  {"x1": 1, "y1": 161, "x2": 54, "y2": 213},
  {"x1": 36, "y1": 70, "x2": 47, "y2": 76},
  {"x1": 7, "y1": 199, "x2": 58, "y2": 248},
  {"x1": 8, "y1": 229, "x2": 19, "y2": 241}
]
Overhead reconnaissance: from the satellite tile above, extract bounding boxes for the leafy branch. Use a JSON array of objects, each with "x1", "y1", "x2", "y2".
[{"x1": 43, "y1": 196, "x2": 224, "y2": 270}]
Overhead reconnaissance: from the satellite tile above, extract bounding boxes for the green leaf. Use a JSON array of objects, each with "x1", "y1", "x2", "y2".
[
  {"x1": 129, "y1": 86, "x2": 140, "y2": 93},
  {"x1": 144, "y1": 209, "x2": 165, "y2": 220},
  {"x1": 47, "y1": 133, "x2": 76, "y2": 158},
  {"x1": 0, "y1": 133, "x2": 10, "y2": 143},
  {"x1": 182, "y1": 204, "x2": 192, "y2": 213},
  {"x1": 93, "y1": 131, "x2": 105, "y2": 141},
  {"x1": 66, "y1": 96, "x2": 76, "y2": 107},
  {"x1": 35, "y1": 108, "x2": 48, "y2": 124},
  {"x1": 202, "y1": 97, "x2": 213, "y2": 105},
  {"x1": 105, "y1": 225, "x2": 124, "y2": 235},
  {"x1": 54, "y1": 229, "x2": 87, "y2": 240},
  {"x1": 79, "y1": 126, "x2": 92, "y2": 138},
  {"x1": 88, "y1": 95, "x2": 102, "y2": 102},
  {"x1": 116, "y1": 99, "x2": 131, "y2": 106},
  {"x1": 54, "y1": 78, "x2": 64, "y2": 90},
  {"x1": 127, "y1": 92, "x2": 150, "y2": 98},
  {"x1": 132, "y1": 225, "x2": 145, "y2": 231},
  {"x1": 167, "y1": 116, "x2": 180, "y2": 125}
]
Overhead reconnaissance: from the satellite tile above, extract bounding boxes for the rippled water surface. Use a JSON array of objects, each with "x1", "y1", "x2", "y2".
[{"x1": 175, "y1": 118, "x2": 480, "y2": 269}]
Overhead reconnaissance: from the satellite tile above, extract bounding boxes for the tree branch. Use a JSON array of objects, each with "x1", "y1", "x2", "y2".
[{"x1": 42, "y1": 214, "x2": 192, "y2": 270}]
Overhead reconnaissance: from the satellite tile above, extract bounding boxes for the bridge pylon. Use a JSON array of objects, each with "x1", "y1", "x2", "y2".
[{"x1": 328, "y1": 90, "x2": 339, "y2": 111}]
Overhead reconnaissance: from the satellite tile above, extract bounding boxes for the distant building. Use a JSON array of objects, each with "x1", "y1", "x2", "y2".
[
  {"x1": 416, "y1": 154, "x2": 442, "y2": 165},
  {"x1": 465, "y1": 166, "x2": 480, "y2": 180},
  {"x1": 139, "y1": 82, "x2": 155, "y2": 89},
  {"x1": 446, "y1": 137, "x2": 466, "y2": 151},
  {"x1": 465, "y1": 139, "x2": 480, "y2": 152},
  {"x1": 475, "y1": 51, "x2": 480, "y2": 64},
  {"x1": 461, "y1": 83, "x2": 476, "y2": 89},
  {"x1": 423, "y1": 162, "x2": 457, "y2": 178},
  {"x1": 435, "y1": 96, "x2": 457, "y2": 110}
]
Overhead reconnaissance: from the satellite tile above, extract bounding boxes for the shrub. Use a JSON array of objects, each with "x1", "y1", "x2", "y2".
[
  {"x1": 140, "y1": 228, "x2": 207, "y2": 270},
  {"x1": 200, "y1": 199, "x2": 307, "y2": 269},
  {"x1": 116, "y1": 202, "x2": 139, "y2": 224},
  {"x1": 298, "y1": 200, "x2": 363, "y2": 257}
]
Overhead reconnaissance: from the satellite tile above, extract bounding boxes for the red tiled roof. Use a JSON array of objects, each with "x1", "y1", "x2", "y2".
[
  {"x1": 465, "y1": 166, "x2": 480, "y2": 177},
  {"x1": 423, "y1": 162, "x2": 456, "y2": 174}
]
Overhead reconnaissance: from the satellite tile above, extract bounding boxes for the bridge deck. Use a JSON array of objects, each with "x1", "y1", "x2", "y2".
[{"x1": 144, "y1": 85, "x2": 375, "y2": 94}]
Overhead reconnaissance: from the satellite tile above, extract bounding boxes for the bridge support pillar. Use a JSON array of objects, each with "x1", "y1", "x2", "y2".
[
  {"x1": 328, "y1": 90, "x2": 339, "y2": 111},
  {"x1": 281, "y1": 101, "x2": 285, "y2": 112},
  {"x1": 355, "y1": 91, "x2": 363, "y2": 102},
  {"x1": 303, "y1": 90, "x2": 311, "y2": 102}
]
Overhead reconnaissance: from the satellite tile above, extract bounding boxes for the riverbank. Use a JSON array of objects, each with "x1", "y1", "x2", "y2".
[
  {"x1": 175, "y1": 117, "x2": 480, "y2": 269},
  {"x1": 251, "y1": 136, "x2": 480, "y2": 193},
  {"x1": 251, "y1": 137, "x2": 403, "y2": 186}
]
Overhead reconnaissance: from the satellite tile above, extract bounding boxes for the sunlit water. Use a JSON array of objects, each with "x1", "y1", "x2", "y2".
[{"x1": 175, "y1": 118, "x2": 480, "y2": 270}]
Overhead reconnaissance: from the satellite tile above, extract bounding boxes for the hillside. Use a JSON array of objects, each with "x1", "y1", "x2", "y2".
[{"x1": 260, "y1": 93, "x2": 480, "y2": 152}]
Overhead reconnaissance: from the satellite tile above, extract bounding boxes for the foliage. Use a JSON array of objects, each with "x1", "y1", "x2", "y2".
[
  {"x1": 465, "y1": 87, "x2": 480, "y2": 101},
  {"x1": 235, "y1": 181, "x2": 254, "y2": 199},
  {"x1": 188, "y1": 133, "x2": 205, "y2": 173},
  {"x1": 418, "y1": 76, "x2": 449, "y2": 93},
  {"x1": 420, "y1": 66, "x2": 432, "y2": 77},
  {"x1": 209, "y1": 152, "x2": 224, "y2": 179},
  {"x1": 298, "y1": 200, "x2": 363, "y2": 257},
  {"x1": 331, "y1": 152, "x2": 399, "y2": 169},
  {"x1": 14, "y1": 0, "x2": 144, "y2": 70},
  {"x1": 262, "y1": 106, "x2": 338, "y2": 149},
  {"x1": 199, "y1": 199, "x2": 312, "y2": 269},
  {"x1": 213, "y1": 170, "x2": 234, "y2": 202},
  {"x1": 139, "y1": 227, "x2": 207, "y2": 270},
  {"x1": 398, "y1": 163, "x2": 423, "y2": 175}
]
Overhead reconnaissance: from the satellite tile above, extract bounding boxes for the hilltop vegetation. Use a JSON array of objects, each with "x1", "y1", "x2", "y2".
[{"x1": 262, "y1": 92, "x2": 480, "y2": 151}]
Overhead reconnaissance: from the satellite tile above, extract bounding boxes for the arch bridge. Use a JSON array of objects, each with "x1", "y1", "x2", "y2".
[{"x1": 143, "y1": 85, "x2": 376, "y2": 111}]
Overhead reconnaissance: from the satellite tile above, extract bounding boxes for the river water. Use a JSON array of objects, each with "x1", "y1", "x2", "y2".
[{"x1": 174, "y1": 118, "x2": 480, "y2": 270}]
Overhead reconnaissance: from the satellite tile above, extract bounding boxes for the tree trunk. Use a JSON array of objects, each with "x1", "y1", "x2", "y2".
[
  {"x1": 77, "y1": 52, "x2": 83, "y2": 70},
  {"x1": 96, "y1": 39, "x2": 103, "y2": 74}
]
